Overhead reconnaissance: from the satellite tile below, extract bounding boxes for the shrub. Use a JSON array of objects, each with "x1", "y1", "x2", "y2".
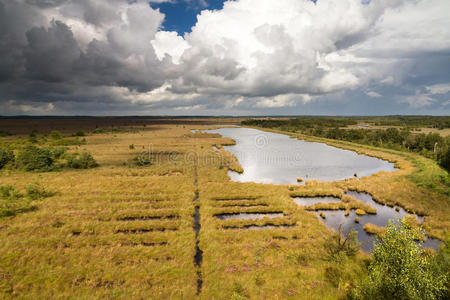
[
  {"x1": 28, "y1": 136, "x2": 38, "y2": 143},
  {"x1": 92, "y1": 128, "x2": 107, "y2": 134},
  {"x1": 325, "y1": 225, "x2": 360, "y2": 260},
  {"x1": 0, "y1": 184, "x2": 53, "y2": 218},
  {"x1": 351, "y1": 220, "x2": 447, "y2": 300},
  {"x1": 0, "y1": 185, "x2": 33, "y2": 218},
  {"x1": 129, "y1": 144, "x2": 135, "y2": 149},
  {"x1": 429, "y1": 238, "x2": 450, "y2": 299},
  {"x1": 134, "y1": 152, "x2": 151, "y2": 166},
  {"x1": 51, "y1": 147, "x2": 67, "y2": 159},
  {"x1": 0, "y1": 130, "x2": 12, "y2": 137},
  {"x1": 26, "y1": 183, "x2": 53, "y2": 200},
  {"x1": 325, "y1": 264, "x2": 345, "y2": 287},
  {"x1": 74, "y1": 130, "x2": 86, "y2": 137},
  {"x1": 66, "y1": 152, "x2": 98, "y2": 169},
  {"x1": 28, "y1": 130, "x2": 38, "y2": 143},
  {"x1": 0, "y1": 185, "x2": 21, "y2": 200},
  {"x1": 50, "y1": 137, "x2": 86, "y2": 146},
  {"x1": 50, "y1": 130, "x2": 63, "y2": 140},
  {"x1": 0, "y1": 148, "x2": 14, "y2": 169},
  {"x1": 16, "y1": 145, "x2": 54, "y2": 171}
]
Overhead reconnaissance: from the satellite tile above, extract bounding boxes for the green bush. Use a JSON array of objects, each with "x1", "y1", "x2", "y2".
[
  {"x1": 351, "y1": 220, "x2": 447, "y2": 300},
  {"x1": 51, "y1": 147, "x2": 67, "y2": 159},
  {"x1": 50, "y1": 130, "x2": 63, "y2": 140},
  {"x1": 28, "y1": 136, "x2": 38, "y2": 143},
  {"x1": 429, "y1": 238, "x2": 450, "y2": 299},
  {"x1": 26, "y1": 183, "x2": 53, "y2": 200},
  {"x1": 0, "y1": 185, "x2": 21, "y2": 200},
  {"x1": 66, "y1": 152, "x2": 98, "y2": 169},
  {"x1": 28, "y1": 130, "x2": 38, "y2": 143},
  {"x1": 0, "y1": 148, "x2": 14, "y2": 169},
  {"x1": 0, "y1": 185, "x2": 33, "y2": 218},
  {"x1": 16, "y1": 145, "x2": 54, "y2": 171},
  {"x1": 325, "y1": 225, "x2": 360, "y2": 261},
  {"x1": 74, "y1": 130, "x2": 86, "y2": 137},
  {"x1": 0, "y1": 184, "x2": 52, "y2": 218}
]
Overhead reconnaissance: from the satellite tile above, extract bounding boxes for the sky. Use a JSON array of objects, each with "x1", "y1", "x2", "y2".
[{"x1": 0, "y1": 0, "x2": 449, "y2": 116}]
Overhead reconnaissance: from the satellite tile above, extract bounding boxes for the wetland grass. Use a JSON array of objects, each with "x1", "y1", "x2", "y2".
[{"x1": 0, "y1": 120, "x2": 448, "y2": 299}]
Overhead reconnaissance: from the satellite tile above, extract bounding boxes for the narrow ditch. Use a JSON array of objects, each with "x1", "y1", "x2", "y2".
[
  {"x1": 121, "y1": 241, "x2": 168, "y2": 247},
  {"x1": 222, "y1": 224, "x2": 295, "y2": 230},
  {"x1": 115, "y1": 227, "x2": 178, "y2": 234},
  {"x1": 116, "y1": 215, "x2": 179, "y2": 221},
  {"x1": 193, "y1": 161, "x2": 203, "y2": 295},
  {"x1": 213, "y1": 197, "x2": 259, "y2": 201},
  {"x1": 218, "y1": 203, "x2": 269, "y2": 208},
  {"x1": 214, "y1": 212, "x2": 284, "y2": 220}
]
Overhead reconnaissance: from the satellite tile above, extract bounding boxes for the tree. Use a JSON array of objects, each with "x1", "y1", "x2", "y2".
[
  {"x1": 352, "y1": 220, "x2": 447, "y2": 300},
  {"x1": 438, "y1": 146, "x2": 450, "y2": 172}
]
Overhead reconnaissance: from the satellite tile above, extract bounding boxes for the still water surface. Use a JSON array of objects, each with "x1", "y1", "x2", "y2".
[
  {"x1": 207, "y1": 127, "x2": 396, "y2": 185},
  {"x1": 294, "y1": 191, "x2": 440, "y2": 252}
]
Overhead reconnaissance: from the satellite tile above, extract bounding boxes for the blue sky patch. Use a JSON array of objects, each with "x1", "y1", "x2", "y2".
[{"x1": 151, "y1": 0, "x2": 226, "y2": 34}]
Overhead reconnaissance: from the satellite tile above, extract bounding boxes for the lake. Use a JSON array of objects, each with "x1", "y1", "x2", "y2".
[{"x1": 206, "y1": 127, "x2": 396, "y2": 185}]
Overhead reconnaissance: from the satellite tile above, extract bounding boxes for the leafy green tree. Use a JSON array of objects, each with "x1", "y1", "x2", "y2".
[
  {"x1": 438, "y1": 146, "x2": 450, "y2": 172},
  {"x1": 352, "y1": 220, "x2": 447, "y2": 300}
]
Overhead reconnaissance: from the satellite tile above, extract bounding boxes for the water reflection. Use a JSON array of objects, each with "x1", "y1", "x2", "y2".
[
  {"x1": 293, "y1": 191, "x2": 440, "y2": 252},
  {"x1": 293, "y1": 196, "x2": 341, "y2": 206},
  {"x1": 207, "y1": 127, "x2": 396, "y2": 185}
]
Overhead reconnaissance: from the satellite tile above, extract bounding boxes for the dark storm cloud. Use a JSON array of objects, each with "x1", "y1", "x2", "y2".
[
  {"x1": 24, "y1": 20, "x2": 81, "y2": 82},
  {"x1": 0, "y1": 0, "x2": 181, "y2": 114},
  {"x1": 0, "y1": 0, "x2": 449, "y2": 115}
]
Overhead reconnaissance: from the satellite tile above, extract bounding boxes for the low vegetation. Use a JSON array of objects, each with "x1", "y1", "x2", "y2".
[
  {"x1": 66, "y1": 152, "x2": 98, "y2": 169},
  {"x1": 0, "y1": 183, "x2": 52, "y2": 218},
  {"x1": 16, "y1": 145, "x2": 55, "y2": 171},
  {"x1": 325, "y1": 226, "x2": 360, "y2": 260},
  {"x1": 0, "y1": 142, "x2": 98, "y2": 172},
  {"x1": 363, "y1": 223, "x2": 386, "y2": 237},
  {"x1": 0, "y1": 147, "x2": 14, "y2": 169}
]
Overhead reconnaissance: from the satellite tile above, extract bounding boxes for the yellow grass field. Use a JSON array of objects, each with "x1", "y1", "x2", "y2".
[{"x1": 0, "y1": 121, "x2": 448, "y2": 299}]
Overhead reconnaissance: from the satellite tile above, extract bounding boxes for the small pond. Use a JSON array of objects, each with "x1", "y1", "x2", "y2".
[
  {"x1": 207, "y1": 127, "x2": 396, "y2": 185},
  {"x1": 294, "y1": 191, "x2": 440, "y2": 252}
]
